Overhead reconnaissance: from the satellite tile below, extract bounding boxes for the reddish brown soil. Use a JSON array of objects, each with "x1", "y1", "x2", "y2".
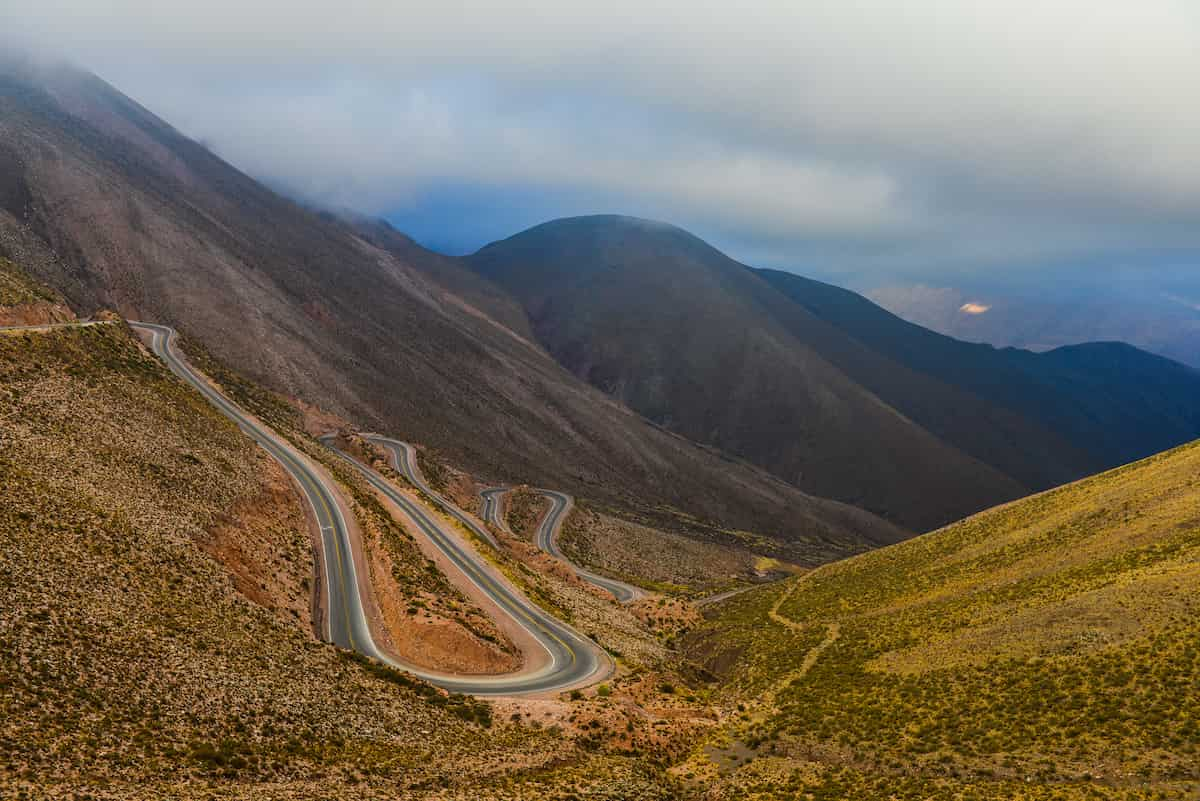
[
  {"x1": 0, "y1": 301, "x2": 75, "y2": 326},
  {"x1": 196, "y1": 454, "x2": 315, "y2": 633}
]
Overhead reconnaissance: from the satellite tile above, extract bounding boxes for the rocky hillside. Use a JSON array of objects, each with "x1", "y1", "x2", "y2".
[
  {"x1": 684, "y1": 436, "x2": 1200, "y2": 799},
  {"x1": 0, "y1": 55, "x2": 900, "y2": 558},
  {"x1": 0, "y1": 314, "x2": 552, "y2": 794},
  {"x1": 4, "y1": 255, "x2": 1194, "y2": 801},
  {"x1": 0, "y1": 255, "x2": 73, "y2": 325},
  {"x1": 0, "y1": 285, "x2": 714, "y2": 798}
]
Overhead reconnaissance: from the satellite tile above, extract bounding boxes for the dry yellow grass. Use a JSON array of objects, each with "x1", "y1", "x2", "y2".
[
  {"x1": 501, "y1": 487, "x2": 549, "y2": 541},
  {"x1": 10, "y1": 256, "x2": 1197, "y2": 800},
  {"x1": 0, "y1": 255, "x2": 57, "y2": 307},
  {"x1": 0, "y1": 324, "x2": 565, "y2": 795},
  {"x1": 0, "y1": 256, "x2": 74, "y2": 326},
  {"x1": 687, "y1": 440, "x2": 1200, "y2": 800}
]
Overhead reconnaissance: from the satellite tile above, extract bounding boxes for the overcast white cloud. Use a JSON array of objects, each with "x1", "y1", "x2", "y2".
[{"x1": 4, "y1": 0, "x2": 1200, "y2": 275}]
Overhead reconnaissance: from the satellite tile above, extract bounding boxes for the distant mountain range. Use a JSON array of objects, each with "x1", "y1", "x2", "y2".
[
  {"x1": 868, "y1": 282, "x2": 1200, "y2": 369},
  {"x1": 3, "y1": 56, "x2": 1199, "y2": 539}
]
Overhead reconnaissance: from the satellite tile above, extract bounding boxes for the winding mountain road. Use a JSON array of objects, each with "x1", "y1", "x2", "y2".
[
  {"x1": 323, "y1": 437, "x2": 610, "y2": 694},
  {"x1": 132, "y1": 322, "x2": 357, "y2": 651},
  {"x1": 368, "y1": 437, "x2": 500, "y2": 550},
  {"x1": 132, "y1": 322, "x2": 607, "y2": 695},
  {"x1": 479, "y1": 488, "x2": 509, "y2": 533},
  {"x1": 480, "y1": 487, "x2": 644, "y2": 603},
  {"x1": 694, "y1": 586, "x2": 757, "y2": 607}
]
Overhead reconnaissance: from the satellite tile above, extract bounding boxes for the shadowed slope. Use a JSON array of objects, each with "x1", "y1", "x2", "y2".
[
  {"x1": 758, "y1": 268, "x2": 1200, "y2": 481},
  {"x1": 470, "y1": 215, "x2": 1200, "y2": 530},
  {"x1": 469, "y1": 216, "x2": 1028, "y2": 529}
]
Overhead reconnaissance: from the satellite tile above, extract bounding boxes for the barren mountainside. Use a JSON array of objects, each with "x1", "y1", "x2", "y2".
[
  {"x1": 0, "y1": 56, "x2": 899, "y2": 558},
  {"x1": 0, "y1": 300, "x2": 726, "y2": 799},
  {"x1": 4, "y1": 249, "x2": 1198, "y2": 800},
  {"x1": 0, "y1": 320, "x2": 541, "y2": 797},
  {"x1": 469, "y1": 215, "x2": 1200, "y2": 530},
  {"x1": 758, "y1": 268, "x2": 1200, "y2": 481},
  {"x1": 0, "y1": 13, "x2": 1195, "y2": 801}
]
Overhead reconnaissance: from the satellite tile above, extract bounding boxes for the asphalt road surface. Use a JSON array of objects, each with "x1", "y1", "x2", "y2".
[
  {"x1": 535, "y1": 490, "x2": 645, "y2": 603},
  {"x1": 131, "y1": 322, "x2": 360, "y2": 650},
  {"x1": 694, "y1": 586, "x2": 757, "y2": 606},
  {"x1": 368, "y1": 437, "x2": 500, "y2": 550},
  {"x1": 480, "y1": 486, "x2": 644, "y2": 603},
  {"x1": 479, "y1": 487, "x2": 509, "y2": 532},
  {"x1": 328, "y1": 436, "x2": 609, "y2": 694},
  {"x1": 132, "y1": 322, "x2": 605, "y2": 694}
]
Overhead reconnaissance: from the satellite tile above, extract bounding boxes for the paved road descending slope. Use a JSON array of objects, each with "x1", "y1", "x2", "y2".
[
  {"x1": 328, "y1": 436, "x2": 608, "y2": 693},
  {"x1": 132, "y1": 322, "x2": 605, "y2": 694},
  {"x1": 480, "y1": 486, "x2": 644, "y2": 603},
  {"x1": 131, "y1": 322, "x2": 359, "y2": 651},
  {"x1": 535, "y1": 491, "x2": 645, "y2": 603},
  {"x1": 694, "y1": 586, "x2": 757, "y2": 607},
  {"x1": 369, "y1": 437, "x2": 500, "y2": 550},
  {"x1": 479, "y1": 488, "x2": 509, "y2": 532}
]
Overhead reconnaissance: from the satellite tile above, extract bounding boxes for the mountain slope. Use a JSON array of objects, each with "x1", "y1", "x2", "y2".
[
  {"x1": 0, "y1": 263, "x2": 698, "y2": 799},
  {"x1": 468, "y1": 216, "x2": 1030, "y2": 529},
  {"x1": 685, "y1": 437, "x2": 1200, "y2": 799},
  {"x1": 758, "y1": 268, "x2": 1200, "y2": 479},
  {"x1": 469, "y1": 215, "x2": 1200, "y2": 529},
  {"x1": 0, "y1": 315, "x2": 539, "y2": 795},
  {"x1": 0, "y1": 56, "x2": 900, "y2": 557}
]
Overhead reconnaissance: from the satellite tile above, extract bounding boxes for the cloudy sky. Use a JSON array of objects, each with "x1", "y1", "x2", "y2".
[{"x1": 5, "y1": 1, "x2": 1200, "y2": 296}]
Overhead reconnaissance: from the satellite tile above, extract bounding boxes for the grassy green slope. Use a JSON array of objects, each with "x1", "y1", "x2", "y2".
[{"x1": 685, "y1": 440, "x2": 1200, "y2": 799}]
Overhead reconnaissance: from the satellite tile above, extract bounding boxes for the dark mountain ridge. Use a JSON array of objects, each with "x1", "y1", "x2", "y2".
[
  {"x1": 6, "y1": 55, "x2": 1194, "y2": 539},
  {"x1": 469, "y1": 215, "x2": 1200, "y2": 529},
  {"x1": 758, "y1": 269, "x2": 1200, "y2": 472}
]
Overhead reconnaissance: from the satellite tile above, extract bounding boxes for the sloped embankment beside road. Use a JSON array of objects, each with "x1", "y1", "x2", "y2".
[
  {"x1": 0, "y1": 320, "x2": 561, "y2": 795},
  {"x1": 0, "y1": 255, "x2": 74, "y2": 326}
]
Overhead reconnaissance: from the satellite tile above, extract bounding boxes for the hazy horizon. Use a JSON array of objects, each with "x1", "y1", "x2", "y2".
[{"x1": 3, "y1": 1, "x2": 1197, "y2": 361}]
